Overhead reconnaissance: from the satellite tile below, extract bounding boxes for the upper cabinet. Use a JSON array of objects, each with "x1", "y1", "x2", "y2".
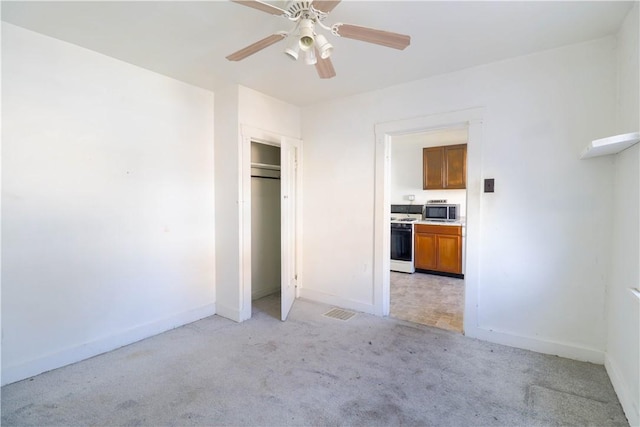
[{"x1": 423, "y1": 144, "x2": 467, "y2": 190}]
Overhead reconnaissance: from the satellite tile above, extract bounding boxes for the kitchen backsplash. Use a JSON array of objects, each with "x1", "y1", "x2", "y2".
[{"x1": 391, "y1": 189, "x2": 467, "y2": 217}]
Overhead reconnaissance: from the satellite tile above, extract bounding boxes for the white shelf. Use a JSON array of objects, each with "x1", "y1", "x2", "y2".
[
  {"x1": 580, "y1": 132, "x2": 640, "y2": 159},
  {"x1": 251, "y1": 162, "x2": 280, "y2": 171}
]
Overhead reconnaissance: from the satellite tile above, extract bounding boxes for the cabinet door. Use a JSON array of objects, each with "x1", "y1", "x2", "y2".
[
  {"x1": 444, "y1": 144, "x2": 467, "y2": 189},
  {"x1": 436, "y1": 234, "x2": 462, "y2": 274},
  {"x1": 423, "y1": 147, "x2": 444, "y2": 189},
  {"x1": 414, "y1": 232, "x2": 438, "y2": 270}
]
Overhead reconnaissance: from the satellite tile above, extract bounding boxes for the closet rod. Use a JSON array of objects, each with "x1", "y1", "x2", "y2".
[{"x1": 251, "y1": 175, "x2": 281, "y2": 180}]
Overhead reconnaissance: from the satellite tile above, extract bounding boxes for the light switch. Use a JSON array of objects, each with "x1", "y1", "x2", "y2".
[{"x1": 484, "y1": 178, "x2": 495, "y2": 193}]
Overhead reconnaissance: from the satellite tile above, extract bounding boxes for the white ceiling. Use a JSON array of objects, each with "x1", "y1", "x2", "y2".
[{"x1": 1, "y1": 1, "x2": 634, "y2": 106}]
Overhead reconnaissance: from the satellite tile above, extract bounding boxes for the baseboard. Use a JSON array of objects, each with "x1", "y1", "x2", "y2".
[
  {"x1": 465, "y1": 325, "x2": 605, "y2": 364},
  {"x1": 298, "y1": 288, "x2": 375, "y2": 315},
  {"x1": 215, "y1": 302, "x2": 242, "y2": 322},
  {"x1": 415, "y1": 268, "x2": 464, "y2": 279},
  {"x1": 605, "y1": 354, "x2": 639, "y2": 427},
  {"x1": 251, "y1": 286, "x2": 279, "y2": 301},
  {"x1": 1, "y1": 303, "x2": 216, "y2": 386}
]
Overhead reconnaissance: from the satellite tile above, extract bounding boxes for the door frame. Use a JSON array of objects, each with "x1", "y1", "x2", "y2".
[
  {"x1": 373, "y1": 108, "x2": 484, "y2": 334},
  {"x1": 239, "y1": 125, "x2": 303, "y2": 321}
]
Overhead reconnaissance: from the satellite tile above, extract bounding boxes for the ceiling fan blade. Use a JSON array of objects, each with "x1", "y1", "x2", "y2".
[
  {"x1": 334, "y1": 23, "x2": 410, "y2": 50},
  {"x1": 315, "y1": 49, "x2": 336, "y2": 79},
  {"x1": 226, "y1": 33, "x2": 286, "y2": 61},
  {"x1": 231, "y1": 0, "x2": 288, "y2": 16},
  {"x1": 312, "y1": 0, "x2": 341, "y2": 13}
]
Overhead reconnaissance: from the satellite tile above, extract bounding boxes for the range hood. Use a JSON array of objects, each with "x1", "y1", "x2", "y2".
[{"x1": 580, "y1": 132, "x2": 640, "y2": 159}]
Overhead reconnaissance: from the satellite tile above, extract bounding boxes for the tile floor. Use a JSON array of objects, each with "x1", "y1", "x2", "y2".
[{"x1": 390, "y1": 271, "x2": 464, "y2": 333}]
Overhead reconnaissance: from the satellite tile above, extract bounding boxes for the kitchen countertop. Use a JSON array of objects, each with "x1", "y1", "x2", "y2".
[
  {"x1": 390, "y1": 219, "x2": 465, "y2": 226},
  {"x1": 415, "y1": 220, "x2": 465, "y2": 226}
]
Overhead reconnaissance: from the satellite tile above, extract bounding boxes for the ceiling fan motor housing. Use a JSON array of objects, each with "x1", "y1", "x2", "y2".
[{"x1": 286, "y1": 1, "x2": 320, "y2": 20}]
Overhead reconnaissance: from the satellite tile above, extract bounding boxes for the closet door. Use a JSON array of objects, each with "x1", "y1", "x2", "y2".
[{"x1": 280, "y1": 138, "x2": 300, "y2": 321}]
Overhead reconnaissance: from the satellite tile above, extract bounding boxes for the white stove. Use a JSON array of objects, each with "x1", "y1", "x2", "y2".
[{"x1": 390, "y1": 208, "x2": 423, "y2": 274}]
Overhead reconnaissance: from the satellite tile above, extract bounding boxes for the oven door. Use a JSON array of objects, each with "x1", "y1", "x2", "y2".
[{"x1": 390, "y1": 224, "x2": 412, "y2": 261}]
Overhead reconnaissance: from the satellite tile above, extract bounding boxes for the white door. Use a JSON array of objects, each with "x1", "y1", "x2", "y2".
[{"x1": 280, "y1": 139, "x2": 299, "y2": 320}]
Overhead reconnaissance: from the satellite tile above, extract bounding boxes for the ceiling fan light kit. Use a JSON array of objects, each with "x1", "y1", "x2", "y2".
[
  {"x1": 298, "y1": 18, "x2": 316, "y2": 51},
  {"x1": 284, "y1": 36, "x2": 300, "y2": 60},
  {"x1": 314, "y1": 33, "x2": 333, "y2": 59},
  {"x1": 304, "y1": 47, "x2": 317, "y2": 65},
  {"x1": 227, "y1": 0, "x2": 411, "y2": 79}
]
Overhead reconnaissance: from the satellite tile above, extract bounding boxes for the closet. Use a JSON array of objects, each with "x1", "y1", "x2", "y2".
[{"x1": 250, "y1": 142, "x2": 281, "y2": 300}]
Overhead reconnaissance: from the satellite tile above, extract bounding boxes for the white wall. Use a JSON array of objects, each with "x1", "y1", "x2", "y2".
[
  {"x1": 213, "y1": 85, "x2": 241, "y2": 321},
  {"x1": 238, "y1": 86, "x2": 301, "y2": 138},
  {"x1": 301, "y1": 36, "x2": 617, "y2": 361},
  {"x1": 391, "y1": 128, "x2": 468, "y2": 215},
  {"x1": 2, "y1": 24, "x2": 215, "y2": 385},
  {"x1": 214, "y1": 85, "x2": 300, "y2": 321},
  {"x1": 606, "y1": 4, "x2": 640, "y2": 426}
]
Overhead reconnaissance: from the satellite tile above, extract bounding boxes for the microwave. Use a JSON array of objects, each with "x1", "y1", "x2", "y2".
[{"x1": 424, "y1": 204, "x2": 459, "y2": 222}]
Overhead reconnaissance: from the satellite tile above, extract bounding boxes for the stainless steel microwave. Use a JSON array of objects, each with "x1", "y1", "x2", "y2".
[{"x1": 424, "y1": 204, "x2": 459, "y2": 222}]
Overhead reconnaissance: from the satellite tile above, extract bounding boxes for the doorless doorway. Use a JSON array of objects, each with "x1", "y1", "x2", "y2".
[
  {"x1": 389, "y1": 127, "x2": 468, "y2": 333},
  {"x1": 373, "y1": 108, "x2": 484, "y2": 336}
]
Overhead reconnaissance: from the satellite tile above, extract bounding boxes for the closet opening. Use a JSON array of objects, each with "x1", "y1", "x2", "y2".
[{"x1": 250, "y1": 141, "x2": 282, "y2": 319}]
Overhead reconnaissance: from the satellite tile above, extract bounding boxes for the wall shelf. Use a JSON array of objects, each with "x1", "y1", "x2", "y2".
[
  {"x1": 580, "y1": 132, "x2": 640, "y2": 159},
  {"x1": 251, "y1": 162, "x2": 280, "y2": 171}
]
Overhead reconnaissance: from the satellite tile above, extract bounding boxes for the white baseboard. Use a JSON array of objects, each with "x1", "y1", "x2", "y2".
[
  {"x1": 251, "y1": 286, "x2": 279, "y2": 301},
  {"x1": 215, "y1": 302, "x2": 242, "y2": 322},
  {"x1": 298, "y1": 288, "x2": 375, "y2": 315},
  {"x1": 465, "y1": 325, "x2": 605, "y2": 364},
  {"x1": 1, "y1": 303, "x2": 216, "y2": 386},
  {"x1": 606, "y1": 354, "x2": 639, "y2": 427}
]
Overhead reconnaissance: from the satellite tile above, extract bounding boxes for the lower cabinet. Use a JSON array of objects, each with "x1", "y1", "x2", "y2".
[{"x1": 414, "y1": 224, "x2": 462, "y2": 275}]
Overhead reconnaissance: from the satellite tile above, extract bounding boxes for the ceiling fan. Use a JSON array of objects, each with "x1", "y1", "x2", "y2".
[{"x1": 226, "y1": 0, "x2": 411, "y2": 79}]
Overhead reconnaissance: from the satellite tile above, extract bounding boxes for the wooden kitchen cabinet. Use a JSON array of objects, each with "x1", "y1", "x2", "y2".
[
  {"x1": 414, "y1": 232, "x2": 438, "y2": 270},
  {"x1": 414, "y1": 224, "x2": 463, "y2": 276},
  {"x1": 423, "y1": 144, "x2": 467, "y2": 190}
]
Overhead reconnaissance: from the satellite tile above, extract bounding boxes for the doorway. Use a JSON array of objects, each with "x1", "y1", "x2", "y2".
[
  {"x1": 250, "y1": 142, "x2": 282, "y2": 318},
  {"x1": 373, "y1": 108, "x2": 484, "y2": 336},
  {"x1": 239, "y1": 126, "x2": 302, "y2": 322},
  {"x1": 388, "y1": 128, "x2": 467, "y2": 333}
]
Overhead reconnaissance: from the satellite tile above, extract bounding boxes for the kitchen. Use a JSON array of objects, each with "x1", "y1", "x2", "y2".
[{"x1": 390, "y1": 127, "x2": 468, "y2": 333}]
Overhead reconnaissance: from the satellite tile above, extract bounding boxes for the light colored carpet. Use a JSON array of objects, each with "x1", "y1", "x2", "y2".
[
  {"x1": 1, "y1": 295, "x2": 628, "y2": 426},
  {"x1": 390, "y1": 271, "x2": 464, "y2": 333}
]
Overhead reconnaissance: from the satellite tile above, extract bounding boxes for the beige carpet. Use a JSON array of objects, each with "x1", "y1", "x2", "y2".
[
  {"x1": 390, "y1": 271, "x2": 464, "y2": 332},
  {"x1": 1, "y1": 296, "x2": 627, "y2": 426}
]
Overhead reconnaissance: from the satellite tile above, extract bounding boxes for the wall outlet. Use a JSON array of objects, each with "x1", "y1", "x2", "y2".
[{"x1": 484, "y1": 178, "x2": 495, "y2": 193}]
